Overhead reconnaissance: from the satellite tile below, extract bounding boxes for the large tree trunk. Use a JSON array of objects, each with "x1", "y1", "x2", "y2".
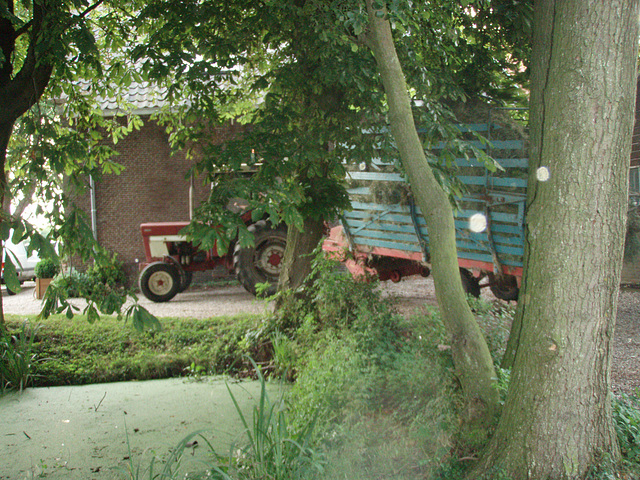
[
  {"x1": 277, "y1": 216, "x2": 325, "y2": 292},
  {"x1": 0, "y1": 1, "x2": 55, "y2": 331},
  {"x1": 475, "y1": 1, "x2": 639, "y2": 478},
  {"x1": 365, "y1": 1, "x2": 500, "y2": 426}
]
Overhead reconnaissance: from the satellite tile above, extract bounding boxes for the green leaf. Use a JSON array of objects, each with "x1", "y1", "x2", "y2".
[
  {"x1": 0, "y1": 223, "x2": 10, "y2": 242},
  {"x1": 10, "y1": 224, "x2": 26, "y2": 244},
  {"x1": 28, "y1": 233, "x2": 58, "y2": 261},
  {"x1": 127, "y1": 305, "x2": 162, "y2": 332},
  {"x1": 86, "y1": 304, "x2": 99, "y2": 324},
  {"x1": 2, "y1": 256, "x2": 20, "y2": 294},
  {"x1": 99, "y1": 291, "x2": 124, "y2": 315}
]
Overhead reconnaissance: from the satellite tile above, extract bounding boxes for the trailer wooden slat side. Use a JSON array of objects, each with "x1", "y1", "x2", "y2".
[{"x1": 323, "y1": 119, "x2": 528, "y2": 299}]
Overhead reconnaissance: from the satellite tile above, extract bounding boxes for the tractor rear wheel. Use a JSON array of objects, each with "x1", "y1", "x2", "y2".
[
  {"x1": 460, "y1": 268, "x2": 481, "y2": 298},
  {"x1": 234, "y1": 220, "x2": 287, "y2": 297},
  {"x1": 139, "y1": 262, "x2": 180, "y2": 302}
]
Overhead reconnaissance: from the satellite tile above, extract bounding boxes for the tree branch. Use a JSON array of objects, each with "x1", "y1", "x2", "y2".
[
  {"x1": 12, "y1": 0, "x2": 104, "y2": 41},
  {"x1": 68, "y1": 0, "x2": 105, "y2": 27},
  {"x1": 76, "y1": 0, "x2": 106, "y2": 21},
  {"x1": 0, "y1": 1, "x2": 53, "y2": 124},
  {"x1": 13, "y1": 20, "x2": 33, "y2": 39}
]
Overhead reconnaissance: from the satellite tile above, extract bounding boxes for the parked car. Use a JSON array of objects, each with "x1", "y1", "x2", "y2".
[{"x1": 2, "y1": 239, "x2": 40, "y2": 295}]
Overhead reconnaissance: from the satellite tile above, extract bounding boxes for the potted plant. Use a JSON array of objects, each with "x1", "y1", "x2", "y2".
[{"x1": 34, "y1": 258, "x2": 60, "y2": 299}]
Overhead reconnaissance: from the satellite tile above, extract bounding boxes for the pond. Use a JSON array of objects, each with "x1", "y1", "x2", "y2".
[{"x1": 0, "y1": 377, "x2": 277, "y2": 479}]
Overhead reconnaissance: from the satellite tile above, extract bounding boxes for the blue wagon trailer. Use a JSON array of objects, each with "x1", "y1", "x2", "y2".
[{"x1": 323, "y1": 120, "x2": 528, "y2": 301}]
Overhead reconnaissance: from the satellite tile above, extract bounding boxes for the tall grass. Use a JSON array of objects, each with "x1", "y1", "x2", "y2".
[
  {"x1": 218, "y1": 359, "x2": 325, "y2": 480},
  {"x1": 0, "y1": 322, "x2": 40, "y2": 392},
  {"x1": 119, "y1": 425, "x2": 217, "y2": 480},
  {"x1": 121, "y1": 359, "x2": 324, "y2": 480}
]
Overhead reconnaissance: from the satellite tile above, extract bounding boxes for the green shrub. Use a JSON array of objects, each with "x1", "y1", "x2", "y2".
[
  {"x1": 35, "y1": 258, "x2": 60, "y2": 278},
  {"x1": 287, "y1": 309, "x2": 457, "y2": 480},
  {"x1": 238, "y1": 251, "x2": 407, "y2": 382},
  {"x1": 582, "y1": 395, "x2": 640, "y2": 479},
  {"x1": 271, "y1": 252, "x2": 404, "y2": 352},
  {"x1": 613, "y1": 394, "x2": 640, "y2": 464},
  {"x1": 52, "y1": 251, "x2": 127, "y2": 298},
  {"x1": 88, "y1": 252, "x2": 127, "y2": 287},
  {"x1": 288, "y1": 334, "x2": 371, "y2": 432},
  {"x1": 271, "y1": 330, "x2": 299, "y2": 381},
  {"x1": 52, "y1": 269, "x2": 94, "y2": 297},
  {"x1": 50, "y1": 254, "x2": 128, "y2": 318},
  {"x1": 256, "y1": 253, "x2": 459, "y2": 479}
]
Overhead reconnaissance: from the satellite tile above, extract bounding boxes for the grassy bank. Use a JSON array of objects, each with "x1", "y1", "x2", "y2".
[{"x1": 4, "y1": 312, "x2": 262, "y2": 387}]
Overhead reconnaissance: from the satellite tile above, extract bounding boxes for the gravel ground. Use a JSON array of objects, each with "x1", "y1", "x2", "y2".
[
  {"x1": 612, "y1": 287, "x2": 640, "y2": 395},
  {"x1": 1, "y1": 281, "x2": 270, "y2": 319},
  {"x1": 384, "y1": 278, "x2": 640, "y2": 396},
  {"x1": 3, "y1": 277, "x2": 639, "y2": 395}
]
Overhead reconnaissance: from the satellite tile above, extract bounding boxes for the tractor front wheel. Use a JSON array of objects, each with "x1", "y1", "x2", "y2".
[
  {"x1": 234, "y1": 220, "x2": 287, "y2": 297},
  {"x1": 139, "y1": 262, "x2": 180, "y2": 303}
]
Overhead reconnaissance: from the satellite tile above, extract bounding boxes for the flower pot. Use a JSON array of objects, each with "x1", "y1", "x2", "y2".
[{"x1": 35, "y1": 278, "x2": 52, "y2": 299}]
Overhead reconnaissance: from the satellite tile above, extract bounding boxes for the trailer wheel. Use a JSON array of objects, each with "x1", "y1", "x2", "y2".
[
  {"x1": 489, "y1": 273, "x2": 519, "y2": 301},
  {"x1": 460, "y1": 268, "x2": 481, "y2": 298},
  {"x1": 234, "y1": 220, "x2": 287, "y2": 297},
  {"x1": 139, "y1": 262, "x2": 180, "y2": 303}
]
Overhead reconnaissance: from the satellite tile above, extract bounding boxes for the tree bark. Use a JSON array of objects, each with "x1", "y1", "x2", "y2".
[
  {"x1": 0, "y1": 1, "x2": 53, "y2": 126},
  {"x1": 0, "y1": 121, "x2": 11, "y2": 330},
  {"x1": 365, "y1": 0, "x2": 500, "y2": 425},
  {"x1": 475, "y1": 1, "x2": 639, "y2": 478},
  {"x1": 277, "y1": 216, "x2": 325, "y2": 292},
  {"x1": 0, "y1": 1, "x2": 55, "y2": 330}
]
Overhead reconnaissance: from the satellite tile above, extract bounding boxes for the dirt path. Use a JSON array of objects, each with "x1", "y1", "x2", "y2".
[
  {"x1": 612, "y1": 287, "x2": 640, "y2": 395},
  {"x1": 1, "y1": 281, "x2": 270, "y2": 319}
]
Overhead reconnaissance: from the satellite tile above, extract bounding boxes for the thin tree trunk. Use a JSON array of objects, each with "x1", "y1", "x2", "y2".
[
  {"x1": 474, "y1": 1, "x2": 639, "y2": 477},
  {"x1": 0, "y1": 121, "x2": 13, "y2": 330},
  {"x1": 501, "y1": 301, "x2": 522, "y2": 369},
  {"x1": 11, "y1": 182, "x2": 36, "y2": 219},
  {"x1": 365, "y1": 0, "x2": 500, "y2": 426}
]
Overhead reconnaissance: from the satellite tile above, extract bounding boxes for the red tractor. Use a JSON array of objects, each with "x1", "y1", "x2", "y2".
[{"x1": 138, "y1": 216, "x2": 287, "y2": 302}]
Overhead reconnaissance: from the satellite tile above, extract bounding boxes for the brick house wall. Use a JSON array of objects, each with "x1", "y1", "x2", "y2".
[
  {"x1": 621, "y1": 77, "x2": 640, "y2": 285},
  {"x1": 76, "y1": 116, "x2": 246, "y2": 284}
]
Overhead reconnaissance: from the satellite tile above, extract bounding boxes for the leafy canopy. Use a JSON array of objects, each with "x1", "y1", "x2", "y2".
[
  {"x1": 132, "y1": 0, "x2": 530, "y2": 250},
  {"x1": 0, "y1": 0, "x2": 159, "y2": 326}
]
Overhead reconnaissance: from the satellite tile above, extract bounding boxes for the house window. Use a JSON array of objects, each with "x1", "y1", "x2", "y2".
[
  {"x1": 631, "y1": 167, "x2": 640, "y2": 193},
  {"x1": 630, "y1": 166, "x2": 640, "y2": 206}
]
